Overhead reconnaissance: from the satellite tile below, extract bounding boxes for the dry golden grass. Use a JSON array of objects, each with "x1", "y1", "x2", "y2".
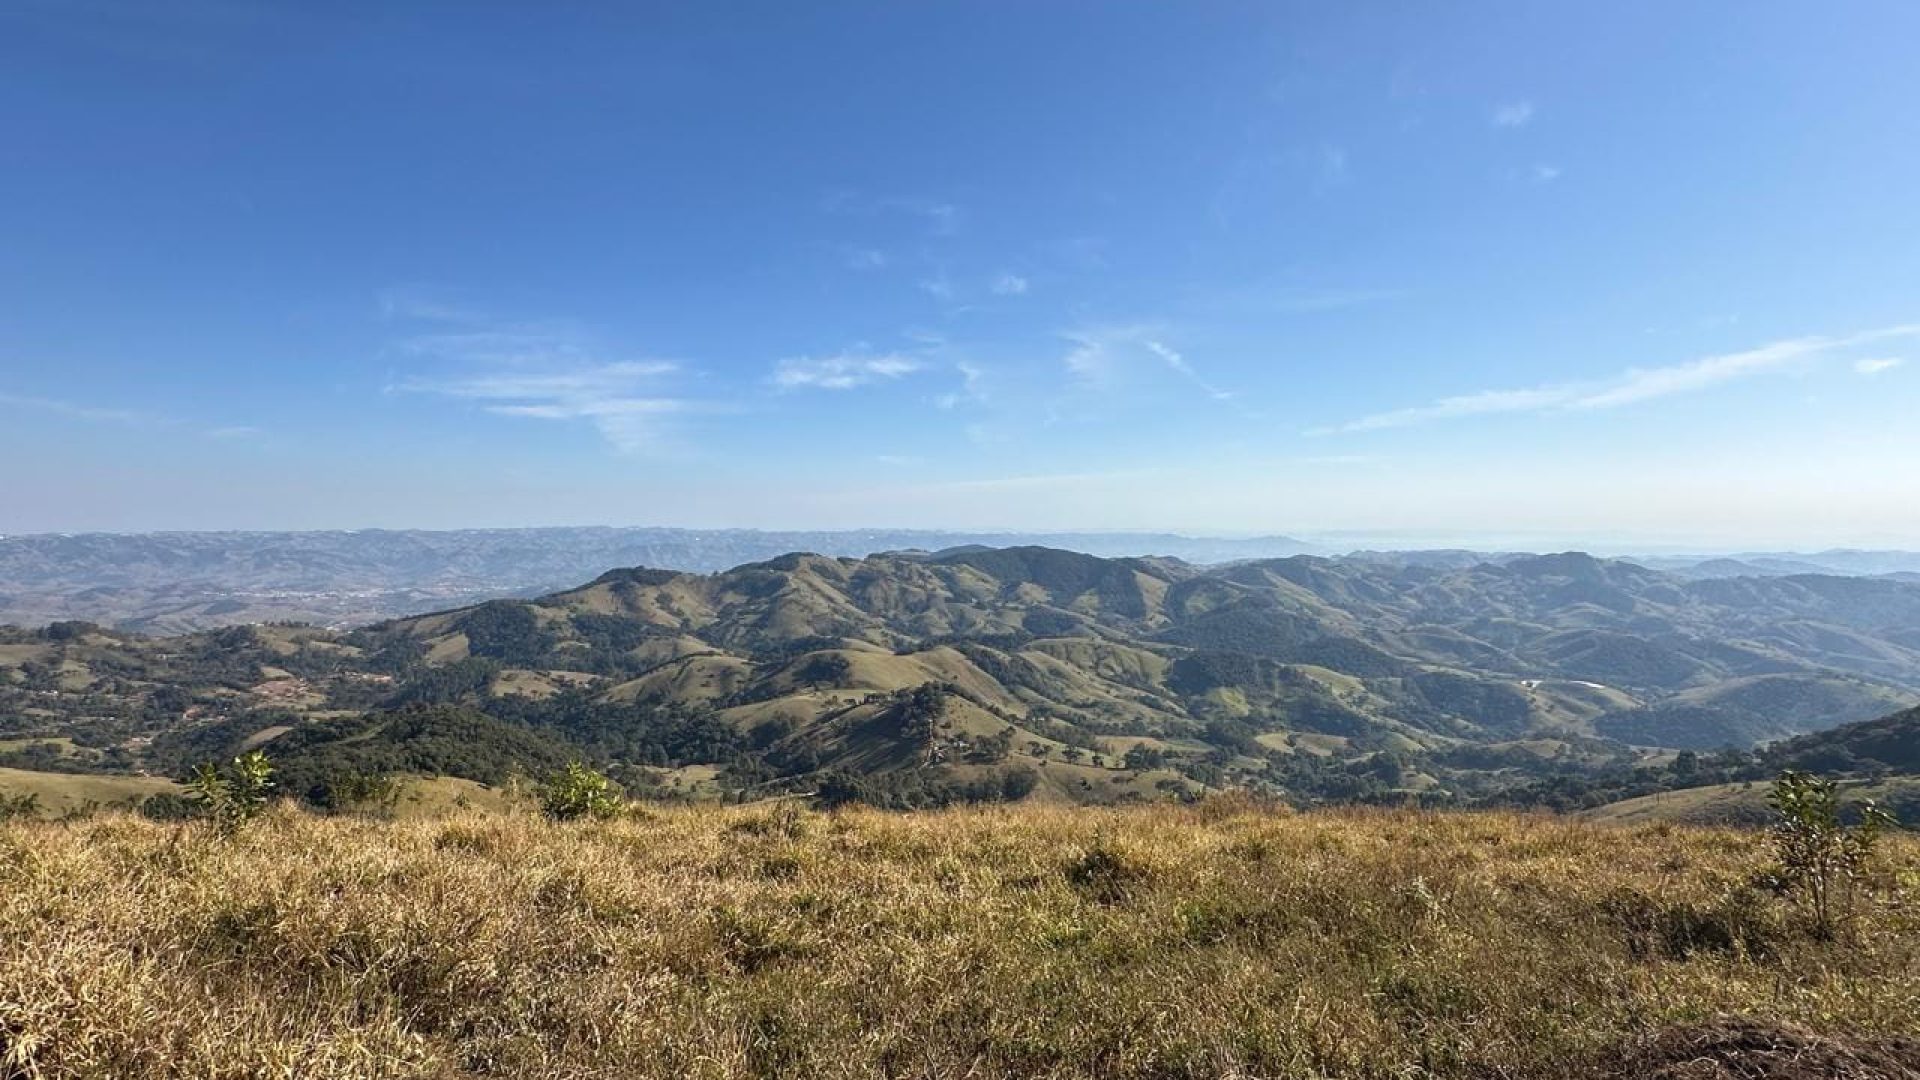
[{"x1": 2, "y1": 802, "x2": 1917, "y2": 1079}]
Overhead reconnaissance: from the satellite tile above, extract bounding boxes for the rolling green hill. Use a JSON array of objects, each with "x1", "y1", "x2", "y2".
[
  {"x1": 6, "y1": 547, "x2": 1920, "y2": 813},
  {"x1": 1582, "y1": 776, "x2": 1920, "y2": 827}
]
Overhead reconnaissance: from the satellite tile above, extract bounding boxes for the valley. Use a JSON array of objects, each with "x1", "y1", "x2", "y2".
[{"x1": 5, "y1": 545, "x2": 1919, "y2": 816}]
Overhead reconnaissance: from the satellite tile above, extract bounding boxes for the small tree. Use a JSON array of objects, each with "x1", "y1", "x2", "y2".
[
  {"x1": 320, "y1": 771, "x2": 403, "y2": 818},
  {"x1": 187, "y1": 751, "x2": 275, "y2": 835},
  {"x1": 0, "y1": 792, "x2": 42, "y2": 821},
  {"x1": 541, "y1": 762, "x2": 623, "y2": 821},
  {"x1": 1766, "y1": 770, "x2": 1895, "y2": 938}
]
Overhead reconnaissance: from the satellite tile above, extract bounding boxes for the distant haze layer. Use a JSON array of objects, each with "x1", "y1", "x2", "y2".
[{"x1": 6, "y1": 527, "x2": 1920, "y2": 633}]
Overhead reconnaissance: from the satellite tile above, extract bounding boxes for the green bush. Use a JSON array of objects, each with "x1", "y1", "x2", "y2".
[
  {"x1": 316, "y1": 771, "x2": 402, "y2": 817},
  {"x1": 186, "y1": 751, "x2": 275, "y2": 835},
  {"x1": 1765, "y1": 770, "x2": 1896, "y2": 938},
  {"x1": 541, "y1": 762, "x2": 623, "y2": 821}
]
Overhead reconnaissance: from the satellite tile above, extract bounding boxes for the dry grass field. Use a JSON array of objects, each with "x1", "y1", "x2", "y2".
[{"x1": 2, "y1": 801, "x2": 1918, "y2": 1079}]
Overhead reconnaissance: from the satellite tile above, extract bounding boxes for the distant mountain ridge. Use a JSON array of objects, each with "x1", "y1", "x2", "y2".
[
  {"x1": 6, "y1": 526, "x2": 1920, "y2": 635},
  {"x1": 6, "y1": 544, "x2": 1920, "y2": 810},
  {"x1": 0, "y1": 527, "x2": 1319, "y2": 632}
]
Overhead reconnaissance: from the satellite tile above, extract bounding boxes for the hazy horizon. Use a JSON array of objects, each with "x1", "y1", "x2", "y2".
[{"x1": 8, "y1": 520, "x2": 1920, "y2": 561}]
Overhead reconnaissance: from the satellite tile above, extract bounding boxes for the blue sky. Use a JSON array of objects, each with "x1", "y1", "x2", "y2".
[{"x1": 4, "y1": 1, "x2": 1919, "y2": 547}]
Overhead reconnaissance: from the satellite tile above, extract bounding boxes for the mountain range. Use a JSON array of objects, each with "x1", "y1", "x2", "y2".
[
  {"x1": 8, "y1": 527, "x2": 1920, "y2": 635},
  {"x1": 0, "y1": 528, "x2": 1319, "y2": 632},
  {"x1": 4, "y1": 544, "x2": 1920, "y2": 811}
]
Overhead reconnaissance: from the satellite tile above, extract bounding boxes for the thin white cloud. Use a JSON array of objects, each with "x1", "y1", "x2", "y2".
[
  {"x1": 1492, "y1": 101, "x2": 1535, "y2": 128},
  {"x1": 821, "y1": 191, "x2": 961, "y2": 235},
  {"x1": 410, "y1": 360, "x2": 678, "y2": 402},
  {"x1": 0, "y1": 389, "x2": 257, "y2": 441},
  {"x1": 398, "y1": 337, "x2": 692, "y2": 452},
  {"x1": 0, "y1": 391, "x2": 148, "y2": 425},
  {"x1": 918, "y1": 275, "x2": 955, "y2": 301},
  {"x1": 1328, "y1": 325, "x2": 1920, "y2": 433},
  {"x1": 773, "y1": 352, "x2": 923, "y2": 391},
  {"x1": 1532, "y1": 163, "x2": 1562, "y2": 183},
  {"x1": 1060, "y1": 327, "x2": 1239, "y2": 403},
  {"x1": 921, "y1": 202, "x2": 960, "y2": 235},
  {"x1": 378, "y1": 285, "x2": 483, "y2": 324},
  {"x1": 1143, "y1": 340, "x2": 1234, "y2": 401},
  {"x1": 1855, "y1": 357, "x2": 1905, "y2": 376},
  {"x1": 935, "y1": 361, "x2": 988, "y2": 410},
  {"x1": 989, "y1": 272, "x2": 1029, "y2": 296},
  {"x1": 1062, "y1": 332, "x2": 1114, "y2": 384},
  {"x1": 842, "y1": 247, "x2": 888, "y2": 271}
]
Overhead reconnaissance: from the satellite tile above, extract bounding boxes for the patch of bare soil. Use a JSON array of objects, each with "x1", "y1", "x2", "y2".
[{"x1": 1603, "y1": 1019, "x2": 1920, "y2": 1080}]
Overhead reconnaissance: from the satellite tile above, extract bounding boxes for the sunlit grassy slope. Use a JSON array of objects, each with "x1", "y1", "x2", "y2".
[
  {"x1": 1581, "y1": 776, "x2": 1920, "y2": 827},
  {"x1": 3, "y1": 803, "x2": 1918, "y2": 1078},
  {"x1": 0, "y1": 765, "x2": 178, "y2": 814}
]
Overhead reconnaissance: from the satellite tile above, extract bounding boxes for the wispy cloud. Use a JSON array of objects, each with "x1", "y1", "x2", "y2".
[
  {"x1": 935, "y1": 361, "x2": 988, "y2": 410},
  {"x1": 841, "y1": 247, "x2": 888, "y2": 271},
  {"x1": 1061, "y1": 326, "x2": 1238, "y2": 403},
  {"x1": 989, "y1": 272, "x2": 1029, "y2": 296},
  {"x1": 401, "y1": 359, "x2": 690, "y2": 452},
  {"x1": 1855, "y1": 356, "x2": 1905, "y2": 376},
  {"x1": 0, "y1": 389, "x2": 256, "y2": 440},
  {"x1": 1492, "y1": 100, "x2": 1535, "y2": 128},
  {"x1": 1531, "y1": 163, "x2": 1562, "y2": 183},
  {"x1": 918, "y1": 275, "x2": 955, "y2": 301},
  {"x1": 378, "y1": 284, "x2": 486, "y2": 324},
  {"x1": 1062, "y1": 332, "x2": 1116, "y2": 384},
  {"x1": 1143, "y1": 340, "x2": 1234, "y2": 401},
  {"x1": 0, "y1": 391, "x2": 149, "y2": 425},
  {"x1": 1325, "y1": 325, "x2": 1920, "y2": 433},
  {"x1": 396, "y1": 320, "x2": 696, "y2": 452},
  {"x1": 773, "y1": 352, "x2": 922, "y2": 391},
  {"x1": 919, "y1": 202, "x2": 960, "y2": 236},
  {"x1": 822, "y1": 191, "x2": 961, "y2": 235},
  {"x1": 411, "y1": 360, "x2": 679, "y2": 403}
]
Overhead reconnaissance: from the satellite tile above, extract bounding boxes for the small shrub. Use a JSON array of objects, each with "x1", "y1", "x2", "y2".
[
  {"x1": 1065, "y1": 839, "x2": 1150, "y2": 904},
  {"x1": 138, "y1": 792, "x2": 200, "y2": 822},
  {"x1": 186, "y1": 751, "x2": 275, "y2": 835},
  {"x1": 710, "y1": 905, "x2": 807, "y2": 973},
  {"x1": 1764, "y1": 770, "x2": 1896, "y2": 939},
  {"x1": 541, "y1": 762, "x2": 623, "y2": 821},
  {"x1": 318, "y1": 771, "x2": 403, "y2": 818},
  {"x1": 730, "y1": 801, "x2": 809, "y2": 839},
  {"x1": 1606, "y1": 886, "x2": 1782, "y2": 960},
  {"x1": 1190, "y1": 788, "x2": 1288, "y2": 823},
  {"x1": 0, "y1": 792, "x2": 41, "y2": 821},
  {"x1": 56, "y1": 800, "x2": 102, "y2": 824},
  {"x1": 434, "y1": 822, "x2": 498, "y2": 854}
]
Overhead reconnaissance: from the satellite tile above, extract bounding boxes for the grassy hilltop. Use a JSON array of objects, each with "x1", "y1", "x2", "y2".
[{"x1": 3, "y1": 803, "x2": 1918, "y2": 1079}]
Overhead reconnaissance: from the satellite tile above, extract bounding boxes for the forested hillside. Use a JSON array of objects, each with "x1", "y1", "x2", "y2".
[{"x1": 5, "y1": 546, "x2": 1920, "y2": 813}]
